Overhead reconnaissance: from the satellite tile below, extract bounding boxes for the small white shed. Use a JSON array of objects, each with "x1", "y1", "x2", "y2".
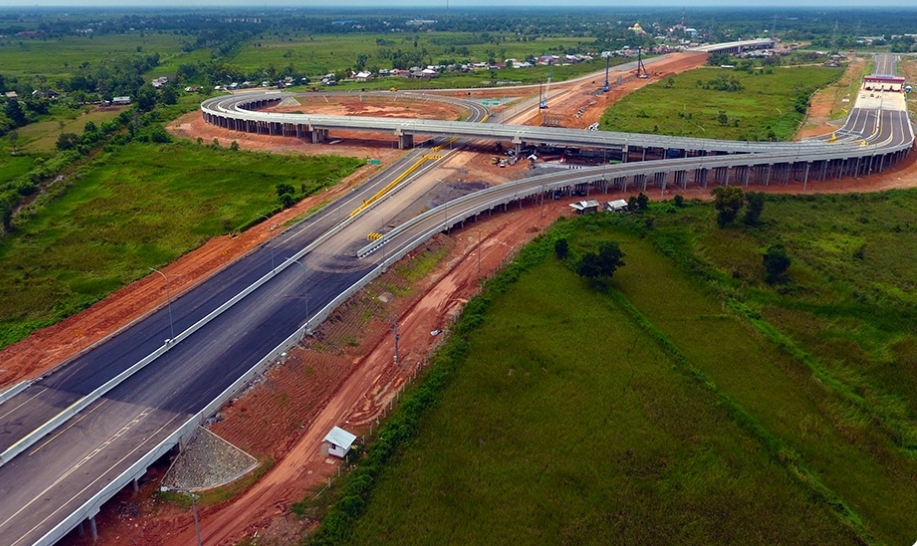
[
  {"x1": 606, "y1": 199, "x2": 629, "y2": 212},
  {"x1": 569, "y1": 200, "x2": 600, "y2": 214},
  {"x1": 323, "y1": 426, "x2": 357, "y2": 459}
]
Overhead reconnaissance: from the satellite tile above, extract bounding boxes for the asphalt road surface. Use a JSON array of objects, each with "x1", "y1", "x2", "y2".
[
  {"x1": 0, "y1": 99, "x2": 486, "y2": 545},
  {"x1": 0, "y1": 55, "x2": 912, "y2": 546}
]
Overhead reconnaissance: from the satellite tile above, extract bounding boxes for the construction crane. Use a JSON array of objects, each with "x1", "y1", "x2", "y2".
[{"x1": 539, "y1": 69, "x2": 553, "y2": 109}]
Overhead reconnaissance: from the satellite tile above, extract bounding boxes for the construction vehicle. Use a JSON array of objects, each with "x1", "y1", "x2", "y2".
[
  {"x1": 491, "y1": 157, "x2": 499, "y2": 165},
  {"x1": 390, "y1": 86, "x2": 398, "y2": 92},
  {"x1": 635, "y1": 48, "x2": 649, "y2": 79}
]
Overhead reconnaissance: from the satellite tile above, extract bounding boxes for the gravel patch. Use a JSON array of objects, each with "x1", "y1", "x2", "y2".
[{"x1": 161, "y1": 427, "x2": 258, "y2": 492}]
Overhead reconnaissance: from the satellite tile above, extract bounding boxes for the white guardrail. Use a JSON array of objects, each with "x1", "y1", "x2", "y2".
[
  {"x1": 0, "y1": 179, "x2": 395, "y2": 470},
  {"x1": 0, "y1": 382, "x2": 31, "y2": 406},
  {"x1": 32, "y1": 239, "x2": 397, "y2": 546},
  {"x1": 19, "y1": 142, "x2": 449, "y2": 544},
  {"x1": 358, "y1": 142, "x2": 913, "y2": 259},
  {"x1": 17, "y1": 97, "x2": 916, "y2": 542}
]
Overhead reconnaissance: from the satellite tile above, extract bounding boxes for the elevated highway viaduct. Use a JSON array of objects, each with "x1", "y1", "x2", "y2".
[{"x1": 0, "y1": 54, "x2": 913, "y2": 546}]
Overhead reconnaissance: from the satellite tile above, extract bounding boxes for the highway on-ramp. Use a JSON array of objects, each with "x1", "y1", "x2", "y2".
[
  {"x1": 0, "y1": 98, "x2": 486, "y2": 545},
  {"x1": 0, "y1": 53, "x2": 912, "y2": 546}
]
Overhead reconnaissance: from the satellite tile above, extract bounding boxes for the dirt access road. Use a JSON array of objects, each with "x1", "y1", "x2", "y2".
[{"x1": 15, "y1": 53, "x2": 917, "y2": 545}]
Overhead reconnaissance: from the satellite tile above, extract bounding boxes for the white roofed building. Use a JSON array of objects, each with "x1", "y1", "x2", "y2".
[{"x1": 323, "y1": 426, "x2": 357, "y2": 458}]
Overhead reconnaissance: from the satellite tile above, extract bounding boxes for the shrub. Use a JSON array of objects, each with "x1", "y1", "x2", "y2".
[
  {"x1": 554, "y1": 238, "x2": 569, "y2": 260},
  {"x1": 712, "y1": 186, "x2": 745, "y2": 227},
  {"x1": 763, "y1": 243, "x2": 791, "y2": 284}
]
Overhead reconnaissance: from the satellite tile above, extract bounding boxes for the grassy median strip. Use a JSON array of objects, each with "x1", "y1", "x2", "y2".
[
  {"x1": 600, "y1": 65, "x2": 844, "y2": 141},
  {"x1": 0, "y1": 141, "x2": 361, "y2": 350}
]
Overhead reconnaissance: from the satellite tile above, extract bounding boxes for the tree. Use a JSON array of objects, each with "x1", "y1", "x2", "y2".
[
  {"x1": 160, "y1": 86, "x2": 177, "y2": 105},
  {"x1": 711, "y1": 186, "x2": 745, "y2": 227},
  {"x1": 279, "y1": 193, "x2": 295, "y2": 208},
  {"x1": 0, "y1": 200, "x2": 12, "y2": 233},
  {"x1": 636, "y1": 192, "x2": 649, "y2": 211},
  {"x1": 150, "y1": 127, "x2": 171, "y2": 143},
  {"x1": 4, "y1": 99, "x2": 26, "y2": 128},
  {"x1": 554, "y1": 238, "x2": 569, "y2": 260},
  {"x1": 744, "y1": 192, "x2": 765, "y2": 225},
  {"x1": 673, "y1": 194, "x2": 684, "y2": 208},
  {"x1": 56, "y1": 132, "x2": 79, "y2": 151},
  {"x1": 763, "y1": 243, "x2": 791, "y2": 284},
  {"x1": 7, "y1": 130, "x2": 19, "y2": 154},
  {"x1": 230, "y1": 140, "x2": 239, "y2": 151},
  {"x1": 576, "y1": 242, "x2": 625, "y2": 282},
  {"x1": 136, "y1": 85, "x2": 157, "y2": 111},
  {"x1": 83, "y1": 121, "x2": 98, "y2": 134}
]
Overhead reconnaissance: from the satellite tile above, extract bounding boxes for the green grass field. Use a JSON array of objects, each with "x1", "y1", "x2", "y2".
[
  {"x1": 340, "y1": 236, "x2": 864, "y2": 545},
  {"x1": 321, "y1": 61, "x2": 613, "y2": 92},
  {"x1": 0, "y1": 141, "x2": 361, "y2": 349},
  {"x1": 332, "y1": 194, "x2": 917, "y2": 545},
  {"x1": 0, "y1": 33, "x2": 188, "y2": 79},
  {"x1": 15, "y1": 106, "x2": 128, "y2": 153},
  {"x1": 600, "y1": 65, "x2": 844, "y2": 141},
  {"x1": 228, "y1": 32, "x2": 594, "y2": 78}
]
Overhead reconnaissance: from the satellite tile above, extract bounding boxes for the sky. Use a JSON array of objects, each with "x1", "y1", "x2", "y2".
[{"x1": 0, "y1": 0, "x2": 915, "y2": 7}]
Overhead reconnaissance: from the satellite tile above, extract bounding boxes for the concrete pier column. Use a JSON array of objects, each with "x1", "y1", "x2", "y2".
[
  {"x1": 694, "y1": 168, "x2": 708, "y2": 189},
  {"x1": 631, "y1": 174, "x2": 642, "y2": 191},
  {"x1": 803, "y1": 162, "x2": 811, "y2": 186},
  {"x1": 398, "y1": 133, "x2": 414, "y2": 149},
  {"x1": 89, "y1": 517, "x2": 98, "y2": 542},
  {"x1": 621, "y1": 144, "x2": 628, "y2": 163},
  {"x1": 77, "y1": 522, "x2": 84, "y2": 536}
]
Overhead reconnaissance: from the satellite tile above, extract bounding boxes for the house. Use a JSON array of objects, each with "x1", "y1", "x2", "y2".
[
  {"x1": 111, "y1": 96, "x2": 132, "y2": 105},
  {"x1": 605, "y1": 199, "x2": 629, "y2": 212},
  {"x1": 323, "y1": 426, "x2": 357, "y2": 458},
  {"x1": 4, "y1": 91, "x2": 18, "y2": 99},
  {"x1": 355, "y1": 71, "x2": 373, "y2": 82},
  {"x1": 419, "y1": 68, "x2": 438, "y2": 78},
  {"x1": 569, "y1": 200, "x2": 601, "y2": 214},
  {"x1": 32, "y1": 89, "x2": 60, "y2": 99}
]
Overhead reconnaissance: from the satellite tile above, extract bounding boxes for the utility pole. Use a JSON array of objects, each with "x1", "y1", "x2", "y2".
[
  {"x1": 391, "y1": 318, "x2": 400, "y2": 365},
  {"x1": 477, "y1": 229, "x2": 483, "y2": 275},
  {"x1": 149, "y1": 267, "x2": 174, "y2": 341}
]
